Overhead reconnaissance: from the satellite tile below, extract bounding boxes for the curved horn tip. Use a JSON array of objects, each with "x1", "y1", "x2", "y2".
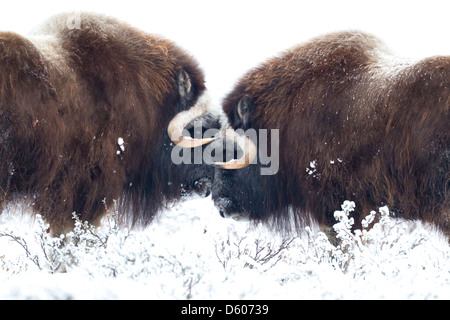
[
  {"x1": 174, "y1": 136, "x2": 216, "y2": 148},
  {"x1": 214, "y1": 160, "x2": 250, "y2": 170},
  {"x1": 167, "y1": 91, "x2": 215, "y2": 148},
  {"x1": 214, "y1": 133, "x2": 257, "y2": 170}
]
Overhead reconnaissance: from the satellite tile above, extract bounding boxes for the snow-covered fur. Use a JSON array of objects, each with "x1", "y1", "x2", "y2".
[
  {"x1": 0, "y1": 12, "x2": 213, "y2": 233},
  {"x1": 215, "y1": 31, "x2": 449, "y2": 235}
]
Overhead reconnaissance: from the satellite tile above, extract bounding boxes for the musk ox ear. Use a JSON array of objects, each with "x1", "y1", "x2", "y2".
[
  {"x1": 177, "y1": 69, "x2": 193, "y2": 98},
  {"x1": 236, "y1": 96, "x2": 253, "y2": 128}
]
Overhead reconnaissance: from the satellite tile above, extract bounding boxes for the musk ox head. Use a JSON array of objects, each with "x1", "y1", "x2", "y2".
[
  {"x1": 209, "y1": 95, "x2": 283, "y2": 223},
  {"x1": 169, "y1": 90, "x2": 281, "y2": 223},
  {"x1": 198, "y1": 31, "x2": 449, "y2": 235}
]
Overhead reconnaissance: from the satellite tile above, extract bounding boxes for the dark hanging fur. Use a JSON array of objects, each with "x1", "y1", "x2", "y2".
[
  {"x1": 0, "y1": 13, "x2": 213, "y2": 233},
  {"x1": 216, "y1": 31, "x2": 449, "y2": 236}
]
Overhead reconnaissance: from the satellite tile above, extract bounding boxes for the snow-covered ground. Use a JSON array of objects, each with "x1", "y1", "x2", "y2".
[
  {"x1": 0, "y1": 0, "x2": 449, "y2": 300},
  {"x1": 0, "y1": 196, "x2": 449, "y2": 299}
]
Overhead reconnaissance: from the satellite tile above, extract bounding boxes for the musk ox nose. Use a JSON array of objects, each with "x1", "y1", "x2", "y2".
[
  {"x1": 214, "y1": 197, "x2": 248, "y2": 221},
  {"x1": 191, "y1": 177, "x2": 212, "y2": 198},
  {"x1": 214, "y1": 197, "x2": 232, "y2": 218}
]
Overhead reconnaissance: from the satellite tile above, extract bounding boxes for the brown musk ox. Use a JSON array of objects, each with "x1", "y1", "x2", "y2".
[
  {"x1": 187, "y1": 31, "x2": 449, "y2": 235},
  {"x1": 0, "y1": 12, "x2": 218, "y2": 233}
]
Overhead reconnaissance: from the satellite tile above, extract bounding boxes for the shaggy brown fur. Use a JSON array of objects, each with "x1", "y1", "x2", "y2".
[
  {"x1": 0, "y1": 13, "x2": 212, "y2": 233},
  {"x1": 215, "y1": 31, "x2": 449, "y2": 234}
]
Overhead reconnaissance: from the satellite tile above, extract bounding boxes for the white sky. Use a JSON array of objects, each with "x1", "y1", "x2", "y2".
[{"x1": 1, "y1": 0, "x2": 449, "y2": 102}]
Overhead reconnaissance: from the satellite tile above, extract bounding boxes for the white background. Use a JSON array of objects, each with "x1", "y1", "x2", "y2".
[{"x1": 1, "y1": 0, "x2": 449, "y2": 103}]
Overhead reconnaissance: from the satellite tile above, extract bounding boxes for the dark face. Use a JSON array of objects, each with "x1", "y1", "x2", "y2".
[
  {"x1": 208, "y1": 95, "x2": 277, "y2": 221},
  {"x1": 177, "y1": 113, "x2": 222, "y2": 197},
  {"x1": 212, "y1": 164, "x2": 265, "y2": 220},
  {"x1": 166, "y1": 70, "x2": 223, "y2": 199},
  {"x1": 169, "y1": 83, "x2": 273, "y2": 219}
]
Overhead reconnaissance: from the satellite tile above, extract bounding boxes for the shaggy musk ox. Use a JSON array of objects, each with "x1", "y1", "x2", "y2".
[
  {"x1": 206, "y1": 31, "x2": 449, "y2": 234},
  {"x1": 0, "y1": 13, "x2": 216, "y2": 233}
]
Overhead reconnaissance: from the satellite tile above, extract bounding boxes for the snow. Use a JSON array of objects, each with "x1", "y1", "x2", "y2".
[
  {"x1": 0, "y1": 196, "x2": 449, "y2": 300},
  {"x1": 117, "y1": 137, "x2": 125, "y2": 154},
  {"x1": 0, "y1": 0, "x2": 449, "y2": 300}
]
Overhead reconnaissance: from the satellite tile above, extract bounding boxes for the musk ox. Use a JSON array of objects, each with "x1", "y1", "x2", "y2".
[
  {"x1": 0, "y1": 12, "x2": 217, "y2": 233},
  {"x1": 178, "y1": 31, "x2": 449, "y2": 235}
]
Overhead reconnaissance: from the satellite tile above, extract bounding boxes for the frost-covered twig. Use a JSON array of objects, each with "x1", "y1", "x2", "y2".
[
  {"x1": 215, "y1": 231, "x2": 298, "y2": 272},
  {"x1": 0, "y1": 231, "x2": 41, "y2": 270}
]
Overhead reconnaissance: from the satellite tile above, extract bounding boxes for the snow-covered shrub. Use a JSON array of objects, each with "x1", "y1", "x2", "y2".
[
  {"x1": 214, "y1": 200, "x2": 449, "y2": 284},
  {"x1": 306, "y1": 201, "x2": 449, "y2": 281},
  {"x1": 0, "y1": 200, "x2": 215, "y2": 298},
  {"x1": 0, "y1": 200, "x2": 445, "y2": 279},
  {"x1": 214, "y1": 230, "x2": 298, "y2": 272},
  {"x1": 0, "y1": 197, "x2": 448, "y2": 299}
]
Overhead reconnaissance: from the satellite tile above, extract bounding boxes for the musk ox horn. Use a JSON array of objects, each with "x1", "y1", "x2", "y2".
[
  {"x1": 167, "y1": 93, "x2": 216, "y2": 148},
  {"x1": 214, "y1": 128, "x2": 257, "y2": 169}
]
